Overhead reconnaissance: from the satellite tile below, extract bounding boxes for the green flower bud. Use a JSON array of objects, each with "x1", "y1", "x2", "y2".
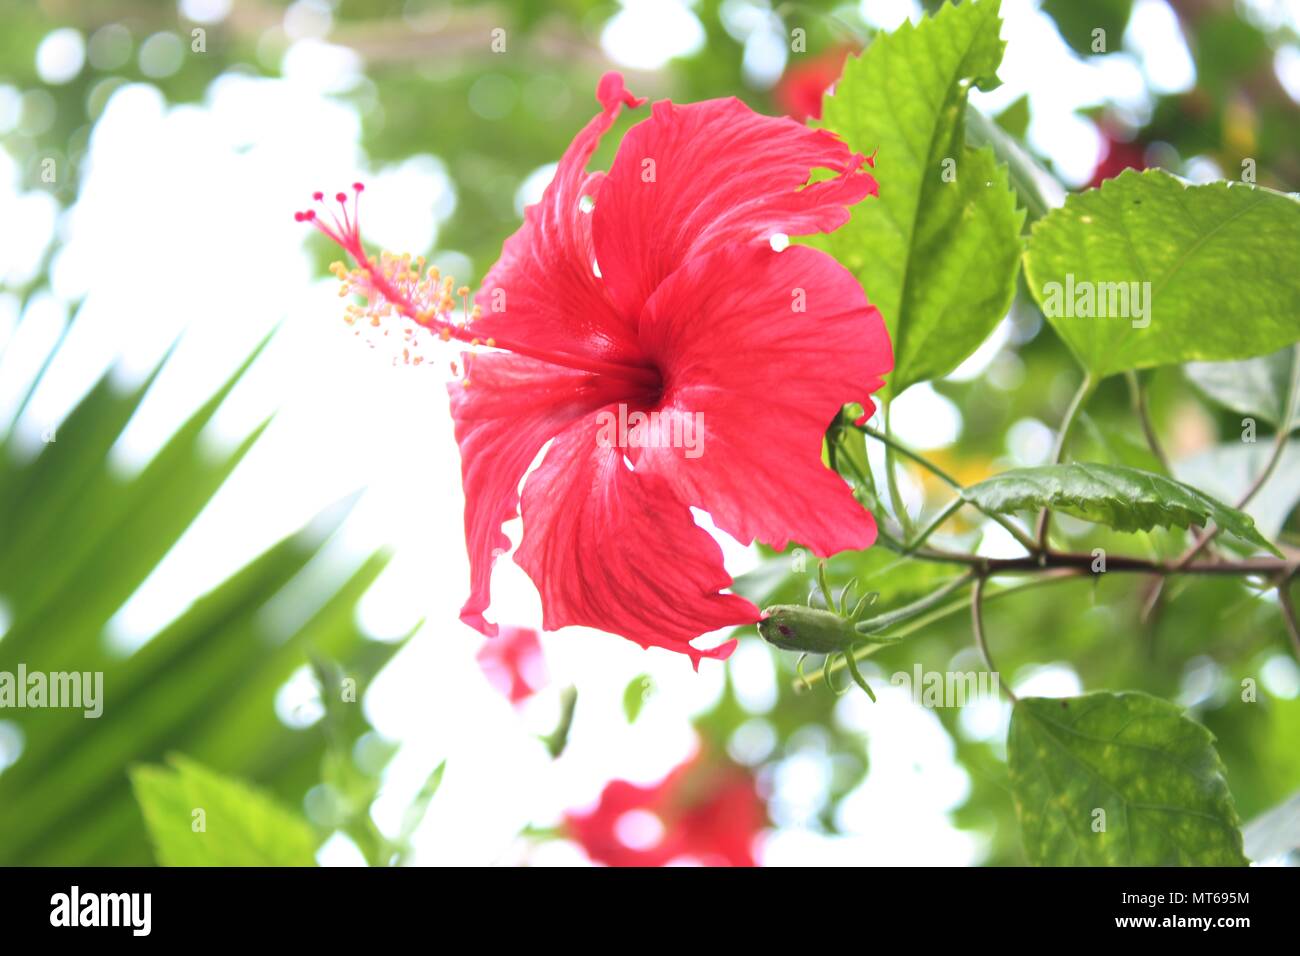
[{"x1": 757, "y1": 604, "x2": 857, "y2": 654}]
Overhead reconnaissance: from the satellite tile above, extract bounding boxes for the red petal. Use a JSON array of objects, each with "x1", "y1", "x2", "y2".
[
  {"x1": 591, "y1": 96, "x2": 877, "y2": 318},
  {"x1": 448, "y1": 354, "x2": 628, "y2": 636},
  {"x1": 514, "y1": 425, "x2": 760, "y2": 665},
  {"x1": 565, "y1": 749, "x2": 764, "y2": 866},
  {"x1": 471, "y1": 72, "x2": 645, "y2": 363},
  {"x1": 635, "y1": 243, "x2": 891, "y2": 555},
  {"x1": 475, "y1": 625, "x2": 547, "y2": 705}
]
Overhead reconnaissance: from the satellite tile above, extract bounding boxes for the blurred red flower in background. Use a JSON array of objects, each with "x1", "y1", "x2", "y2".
[
  {"x1": 1087, "y1": 123, "x2": 1147, "y2": 189},
  {"x1": 775, "y1": 46, "x2": 855, "y2": 122},
  {"x1": 565, "y1": 749, "x2": 766, "y2": 866},
  {"x1": 476, "y1": 626, "x2": 547, "y2": 705}
]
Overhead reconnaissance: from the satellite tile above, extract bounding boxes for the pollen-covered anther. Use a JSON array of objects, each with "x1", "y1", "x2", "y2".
[{"x1": 300, "y1": 183, "x2": 531, "y2": 373}]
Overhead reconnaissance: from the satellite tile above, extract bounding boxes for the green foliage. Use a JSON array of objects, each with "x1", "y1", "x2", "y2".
[
  {"x1": 131, "y1": 755, "x2": 319, "y2": 867},
  {"x1": 963, "y1": 463, "x2": 1279, "y2": 554},
  {"x1": 622, "y1": 674, "x2": 653, "y2": 723},
  {"x1": 1174, "y1": 440, "x2": 1300, "y2": 540},
  {"x1": 541, "y1": 686, "x2": 578, "y2": 759},
  {"x1": 1025, "y1": 169, "x2": 1300, "y2": 379},
  {"x1": 1185, "y1": 345, "x2": 1300, "y2": 430},
  {"x1": 0, "y1": 335, "x2": 403, "y2": 865},
  {"x1": 994, "y1": 95, "x2": 1030, "y2": 140},
  {"x1": 1040, "y1": 0, "x2": 1133, "y2": 57},
  {"x1": 811, "y1": 0, "x2": 1025, "y2": 394},
  {"x1": 2, "y1": 0, "x2": 1297, "y2": 870},
  {"x1": 393, "y1": 760, "x2": 447, "y2": 866},
  {"x1": 964, "y1": 105, "x2": 1066, "y2": 225},
  {"x1": 1008, "y1": 692, "x2": 1247, "y2": 866}
]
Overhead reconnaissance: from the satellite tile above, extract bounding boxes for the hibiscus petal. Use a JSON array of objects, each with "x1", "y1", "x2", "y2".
[
  {"x1": 470, "y1": 72, "x2": 646, "y2": 362},
  {"x1": 475, "y1": 625, "x2": 547, "y2": 705},
  {"x1": 591, "y1": 96, "x2": 877, "y2": 318},
  {"x1": 635, "y1": 243, "x2": 891, "y2": 556},
  {"x1": 514, "y1": 424, "x2": 760, "y2": 665},
  {"x1": 448, "y1": 354, "x2": 628, "y2": 636}
]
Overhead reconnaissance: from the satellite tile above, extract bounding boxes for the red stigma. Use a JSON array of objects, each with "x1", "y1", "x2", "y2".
[
  {"x1": 336, "y1": 192, "x2": 347, "y2": 203},
  {"x1": 312, "y1": 191, "x2": 324, "y2": 201}
]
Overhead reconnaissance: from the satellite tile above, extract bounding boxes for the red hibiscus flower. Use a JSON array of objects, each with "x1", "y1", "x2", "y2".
[
  {"x1": 775, "y1": 46, "x2": 855, "y2": 122},
  {"x1": 476, "y1": 625, "x2": 547, "y2": 705},
  {"x1": 297, "y1": 73, "x2": 891, "y2": 666},
  {"x1": 565, "y1": 749, "x2": 765, "y2": 867},
  {"x1": 1086, "y1": 123, "x2": 1147, "y2": 189}
]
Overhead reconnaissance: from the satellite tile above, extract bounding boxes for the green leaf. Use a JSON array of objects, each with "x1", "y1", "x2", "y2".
[
  {"x1": 1008, "y1": 691, "x2": 1248, "y2": 866},
  {"x1": 1185, "y1": 344, "x2": 1300, "y2": 431},
  {"x1": 541, "y1": 685, "x2": 578, "y2": 759},
  {"x1": 1040, "y1": 0, "x2": 1133, "y2": 57},
  {"x1": 963, "y1": 463, "x2": 1280, "y2": 554},
  {"x1": 623, "y1": 673, "x2": 654, "y2": 723},
  {"x1": 993, "y1": 94, "x2": 1029, "y2": 139},
  {"x1": 130, "y1": 755, "x2": 319, "y2": 866},
  {"x1": 1024, "y1": 169, "x2": 1300, "y2": 379},
  {"x1": 0, "y1": 327, "x2": 404, "y2": 866},
  {"x1": 811, "y1": 0, "x2": 1024, "y2": 394},
  {"x1": 397, "y1": 760, "x2": 447, "y2": 851},
  {"x1": 964, "y1": 105, "x2": 1065, "y2": 226}
]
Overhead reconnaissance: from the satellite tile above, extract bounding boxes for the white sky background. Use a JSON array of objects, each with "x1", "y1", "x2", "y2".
[{"x1": 2, "y1": 0, "x2": 1298, "y2": 865}]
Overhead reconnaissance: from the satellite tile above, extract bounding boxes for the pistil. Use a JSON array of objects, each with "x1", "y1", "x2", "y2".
[{"x1": 297, "y1": 185, "x2": 659, "y2": 388}]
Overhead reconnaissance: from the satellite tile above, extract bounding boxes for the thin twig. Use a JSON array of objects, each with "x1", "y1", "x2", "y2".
[
  {"x1": 858, "y1": 424, "x2": 1040, "y2": 553},
  {"x1": 888, "y1": 547, "x2": 1298, "y2": 578},
  {"x1": 1167, "y1": 361, "x2": 1298, "y2": 573},
  {"x1": 803, "y1": 571, "x2": 1082, "y2": 688},
  {"x1": 1036, "y1": 373, "x2": 1095, "y2": 551},
  {"x1": 1127, "y1": 370, "x2": 1171, "y2": 473},
  {"x1": 971, "y1": 576, "x2": 1018, "y2": 704},
  {"x1": 882, "y1": 402, "x2": 916, "y2": 538}
]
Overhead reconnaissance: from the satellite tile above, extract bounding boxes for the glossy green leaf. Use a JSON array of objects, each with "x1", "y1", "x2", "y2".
[
  {"x1": 1009, "y1": 692, "x2": 1247, "y2": 865},
  {"x1": 963, "y1": 463, "x2": 1280, "y2": 554},
  {"x1": 131, "y1": 755, "x2": 319, "y2": 866},
  {"x1": 1024, "y1": 169, "x2": 1300, "y2": 379},
  {"x1": 811, "y1": 0, "x2": 1024, "y2": 394}
]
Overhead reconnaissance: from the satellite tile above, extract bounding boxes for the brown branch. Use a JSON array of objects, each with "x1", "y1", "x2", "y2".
[{"x1": 913, "y1": 546, "x2": 1298, "y2": 579}]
